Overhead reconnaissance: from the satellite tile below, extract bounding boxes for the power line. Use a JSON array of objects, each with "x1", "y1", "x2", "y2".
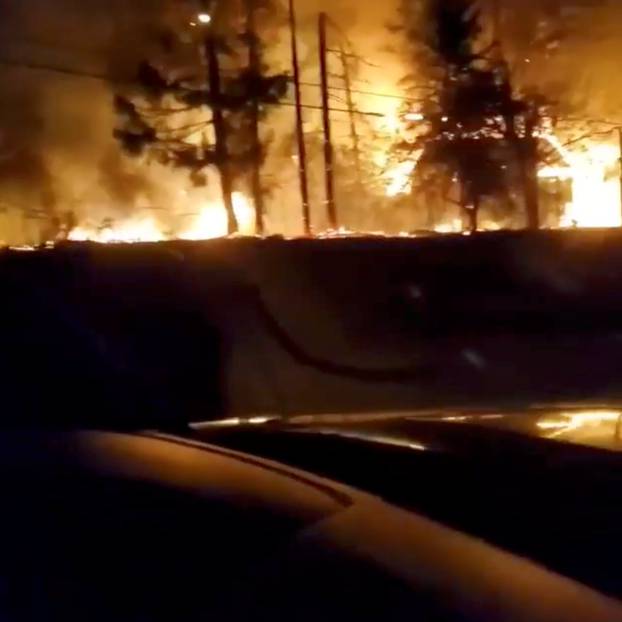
[
  {"x1": 299, "y1": 80, "x2": 415, "y2": 102},
  {"x1": 0, "y1": 52, "x2": 412, "y2": 108},
  {"x1": 0, "y1": 56, "x2": 387, "y2": 120},
  {"x1": 280, "y1": 100, "x2": 383, "y2": 118},
  {"x1": 0, "y1": 56, "x2": 110, "y2": 81},
  {"x1": 0, "y1": 43, "x2": 417, "y2": 103},
  {"x1": 297, "y1": 19, "x2": 418, "y2": 104}
]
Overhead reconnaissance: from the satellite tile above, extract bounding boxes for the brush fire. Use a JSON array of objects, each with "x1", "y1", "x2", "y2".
[
  {"x1": 9, "y1": 131, "x2": 620, "y2": 249},
  {"x1": 2, "y1": 0, "x2": 622, "y2": 247},
  {"x1": 66, "y1": 192, "x2": 255, "y2": 244}
]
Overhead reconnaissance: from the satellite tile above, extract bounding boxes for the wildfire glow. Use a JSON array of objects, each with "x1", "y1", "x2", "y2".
[
  {"x1": 379, "y1": 105, "x2": 622, "y2": 232},
  {"x1": 69, "y1": 216, "x2": 166, "y2": 244},
  {"x1": 385, "y1": 160, "x2": 416, "y2": 197},
  {"x1": 434, "y1": 218, "x2": 463, "y2": 234},
  {"x1": 179, "y1": 192, "x2": 255, "y2": 239},
  {"x1": 177, "y1": 205, "x2": 228, "y2": 241},
  {"x1": 539, "y1": 136, "x2": 621, "y2": 228},
  {"x1": 68, "y1": 192, "x2": 255, "y2": 244}
]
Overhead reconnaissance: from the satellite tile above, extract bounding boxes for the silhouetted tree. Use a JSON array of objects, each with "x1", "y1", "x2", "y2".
[
  {"x1": 397, "y1": 0, "x2": 549, "y2": 230},
  {"x1": 114, "y1": 1, "x2": 287, "y2": 233}
]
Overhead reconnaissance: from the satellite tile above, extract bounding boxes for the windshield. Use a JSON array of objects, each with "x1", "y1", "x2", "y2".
[{"x1": 1, "y1": 1, "x2": 622, "y2": 425}]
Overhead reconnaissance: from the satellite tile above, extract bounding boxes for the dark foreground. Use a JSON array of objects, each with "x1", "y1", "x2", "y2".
[
  {"x1": 191, "y1": 407, "x2": 622, "y2": 598},
  {"x1": 3, "y1": 426, "x2": 620, "y2": 621},
  {"x1": 3, "y1": 229, "x2": 622, "y2": 425}
]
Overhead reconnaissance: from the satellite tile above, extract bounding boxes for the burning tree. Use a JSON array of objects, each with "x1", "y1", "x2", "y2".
[
  {"x1": 396, "y1": 0, "x2": 550, "y2": 231},
  {"x1": 113, "y1": 1, "x2": 288, "y2": 234}
]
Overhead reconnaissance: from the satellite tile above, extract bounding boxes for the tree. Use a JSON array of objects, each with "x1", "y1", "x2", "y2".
[
  {"x1": 113, "y1": 1, "x2": 288, "y2": 234},
  {"x1": 396, "y1": 0, "x2": 549, "y2": 231}
]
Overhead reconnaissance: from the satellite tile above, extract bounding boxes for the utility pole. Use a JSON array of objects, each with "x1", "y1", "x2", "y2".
[
  {"x1": 245, "y1": 0, "x2": 265, "y2": 235},
  {"x1": 339, "y1": 43, "x2": 362, "y2": 186},
  {"x1": 206, "y1": 35, "x2": 238, "y2": 234},
  {"x1": 288, "y1": 0, "x2": 311, "y2": 235},
  {"x1": 318, "y1": 12, "x2": 337, "y2": 230}
]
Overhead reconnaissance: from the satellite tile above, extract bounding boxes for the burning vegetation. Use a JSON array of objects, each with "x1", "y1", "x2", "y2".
[{"x1": 0, "y1": 0, "x2": 621, "y2": 246}]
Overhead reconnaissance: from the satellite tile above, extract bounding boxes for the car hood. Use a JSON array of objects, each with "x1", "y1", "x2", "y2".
[
  {"x1": 195, "y1": 404, "x2": 622, "y2": 454},
  {"x1": 189, "y1": 406, "x2": 622, "y2": 598}
]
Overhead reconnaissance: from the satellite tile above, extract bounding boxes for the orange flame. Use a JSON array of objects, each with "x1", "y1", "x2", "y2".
[
  {"x1": 539, "y1": 135, "x2": 621, "y2": 228},
  {"x1": 67, "y1": 192, "x2": 255, "y2": 244}
]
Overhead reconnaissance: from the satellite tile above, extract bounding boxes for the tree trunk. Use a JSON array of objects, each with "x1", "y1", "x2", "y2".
[
  {"x1": 219, "y1": 163, "x2": 237, "y2": 235},
  {"x1": 249, "y1": 106, "x2": 264, "y2": 235},
  {"x1": 206, "y1": 35, "x2": 238, "y2": 234},
  {"x1": 521, "y1": 134, "x2": 540, "y2": 230},
  {"x1": 459, "y1": 178, "x2": 478, "y2": 233},
  {"x1": 506, "y1": 110, "x2": 539, "y2": 230},
  {"x1": 466, "y1": 204, "x2": 478, "y2": 233},
  {"x1": 288, "y1": 0, "x2": 311, "y2": 234}
]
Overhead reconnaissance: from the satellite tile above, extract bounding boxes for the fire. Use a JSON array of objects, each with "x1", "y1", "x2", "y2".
[
  {"x1": 67, "y1": 192, "x2": 255, "y2": 244},
  {"x1": 372, "y1": 106, "x2": 424, "y2": 199},
  {"x1": 177, "y1": 205, "x2": 228, "y2": 241},
  {"x1": 179, "y1": 192, "x2": 255, "y2": 240},
  {"x1": 380, "y1": 103, "x2": 622, "y2": 232},
  {"x1": 21, "y1": 130, "x2": 622, "y2": 244},
  {"x1": 385, "y1": 160, "x2": 416, "y2": 197},
  {"x1": 69, "y1": 216, "x2": 166, "y2": 244},
  {"x1": 434, "y1": 219, "x2": 463, "y2": 234},
  {"x1": 539, "y1": 136, "x2": 621, "y2": 228}
]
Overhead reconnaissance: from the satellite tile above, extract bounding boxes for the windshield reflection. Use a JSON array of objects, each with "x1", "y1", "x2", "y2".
[{"x1": 535, "y1": 410, "x2": 622, "y2": 449}]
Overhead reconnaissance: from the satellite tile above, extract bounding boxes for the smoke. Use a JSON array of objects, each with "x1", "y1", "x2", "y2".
[
  {"x1": 259, "y1": 0, "x2": 409, "y2": 233},
  {"x1": 0, "y1": 0, "x2": 614, "y2": 241},
  {"x1": 493, "y1": 0, "x2": 622, "y2": 120},
  {"x1": 0, "y1": 0, "x2": 181, "y2": 243},
  {"x1": 0, "y1": 0, "x2": 409, "y2": 241}
]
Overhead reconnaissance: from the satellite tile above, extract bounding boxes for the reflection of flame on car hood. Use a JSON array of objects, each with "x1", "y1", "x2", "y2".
[
  {"x1": 535, "y1": 410, "x2": 622, "y2": 446},
  {"x1": 431, "y1": 408, "x2": 622, "y2": 452},
  {"x1": 242, "y1": 407, "x2": 622, "y2": 454}
]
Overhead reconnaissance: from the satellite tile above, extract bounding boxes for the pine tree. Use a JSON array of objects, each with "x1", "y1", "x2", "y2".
[
  {"x1": 113, "y1": 1, "x2": 288, "y2": 234},
  {"x1": 397, "y1": 0, "x2": 547, "y2": 231}
]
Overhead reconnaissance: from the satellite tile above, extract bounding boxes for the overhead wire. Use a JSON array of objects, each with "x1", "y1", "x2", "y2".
[{"x1": 0, "y1": 56, "x2": 386, "y2": 118}]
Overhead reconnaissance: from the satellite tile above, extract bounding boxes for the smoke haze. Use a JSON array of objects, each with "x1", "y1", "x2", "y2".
[{"x1": 0, "y1": 0, "x2": 618, "y2": 241}]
